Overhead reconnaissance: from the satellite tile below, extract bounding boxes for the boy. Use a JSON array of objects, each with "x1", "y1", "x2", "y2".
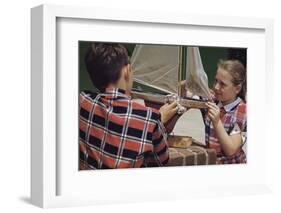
[{"x1": 79, "y1": 43, "x2": 178, "y2": 169}]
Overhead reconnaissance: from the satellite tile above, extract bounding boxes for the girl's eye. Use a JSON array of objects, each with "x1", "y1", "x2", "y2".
[
  {"x1": 214, "y1": 79, "x2": 226, "y2": 89},
  {"x1": 214, "y1": 79, "x2": 218, "y2": 85}
]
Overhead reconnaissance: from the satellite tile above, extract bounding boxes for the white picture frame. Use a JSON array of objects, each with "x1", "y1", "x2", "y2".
[{"x1": 31, "y1": 4, "x2": 274, "y2": 208}]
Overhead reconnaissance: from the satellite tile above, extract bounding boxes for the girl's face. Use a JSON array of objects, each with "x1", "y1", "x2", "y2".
[{"x1": 213, "y1": 68, "x2": 241, "y2": 105}]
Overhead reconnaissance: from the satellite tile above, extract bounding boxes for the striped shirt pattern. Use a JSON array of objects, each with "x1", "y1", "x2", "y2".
[
  {"x1": 203, "y1": 98, "x2": 247, "y2": 164},
  {"x1": 79, "y1": 88, "x2": 169, "y2": 169}
]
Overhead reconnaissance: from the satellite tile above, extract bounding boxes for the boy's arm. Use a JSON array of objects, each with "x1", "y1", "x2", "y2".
[{"x1": 145, "y1": 119, "x2": 169, "y2": 167}]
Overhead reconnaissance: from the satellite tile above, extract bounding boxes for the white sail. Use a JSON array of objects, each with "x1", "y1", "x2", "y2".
[
  {"x1": 185, "y1": 47, "x2": 212, "y2": 100},
  {"x1": 131, "y1": 45, "x2": 211, "y2": 99},
  {"x1": 131, "y1": 44, "x2": 179, "y2": 94}
]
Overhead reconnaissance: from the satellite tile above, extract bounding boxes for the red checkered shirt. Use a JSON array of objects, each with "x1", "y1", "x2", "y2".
[
  {"x1": 79, "y1": 87, "x2": 169, "y2": 169},
  {"x1": 203, "y1": 97, "x2": 247, "y2": 164}
]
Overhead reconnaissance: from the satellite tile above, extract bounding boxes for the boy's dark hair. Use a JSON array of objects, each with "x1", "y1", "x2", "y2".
[{"x1": 85, "y1": 43, "x2": 130, "y2": 92}]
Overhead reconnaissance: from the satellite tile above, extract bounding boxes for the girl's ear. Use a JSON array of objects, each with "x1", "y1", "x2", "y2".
[{"x1": 235, "y1": 83, "x2": 242, "y2": 95}]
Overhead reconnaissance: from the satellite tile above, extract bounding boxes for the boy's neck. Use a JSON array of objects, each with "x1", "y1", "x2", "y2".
[{"x1": 107, "y1": 84, "x2": 131, "y2": 96}]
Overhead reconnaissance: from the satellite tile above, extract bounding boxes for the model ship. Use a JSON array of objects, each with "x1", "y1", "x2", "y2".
[{"x1": 130, "y1": 45, "x2": 212, "y2": 110}]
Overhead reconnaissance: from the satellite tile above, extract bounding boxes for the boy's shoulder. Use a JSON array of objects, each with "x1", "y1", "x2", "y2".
[
  {"x1": 130, "y1": 100, "x2": 161, "y2": 121},
  {"x1": 80, "y1": 90, "x2": 98, "y2": 100},
  {"x1": 80, "y1": 90, "x2": 161, "y2": 121}
]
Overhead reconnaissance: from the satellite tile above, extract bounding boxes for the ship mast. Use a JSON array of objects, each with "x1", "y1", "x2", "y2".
[{"x1": 178, "y1": 46, "x2": 183, "y2": 97}]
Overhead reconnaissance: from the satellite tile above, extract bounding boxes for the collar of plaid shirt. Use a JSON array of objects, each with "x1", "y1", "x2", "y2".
[
  {"x1": 217, "y1": 97, "x2": 242, "y2": 113},
  {"x1": 103, "y1": 87, "x2": 131, "y2": 99}
]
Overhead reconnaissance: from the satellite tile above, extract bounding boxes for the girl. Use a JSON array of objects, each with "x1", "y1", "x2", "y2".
[{"x1": 204, "y1": 59, "x2": 247, "y2": 164}]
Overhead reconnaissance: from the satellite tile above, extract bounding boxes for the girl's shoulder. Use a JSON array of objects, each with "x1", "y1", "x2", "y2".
[
  {"x1": 235, "y1": 100, "x2": 246, "y2": 113},
  {"x1": 232, "y1": 100, "x2": 247, "y2": 129}
]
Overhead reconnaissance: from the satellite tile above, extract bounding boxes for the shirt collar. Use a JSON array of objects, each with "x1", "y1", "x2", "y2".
[
  {"x1": 103, "y1": 87, "x2": 131, "y2": 99},
  {"x1": 217, "y1": 97, "x2": 241, "y2": 112}
]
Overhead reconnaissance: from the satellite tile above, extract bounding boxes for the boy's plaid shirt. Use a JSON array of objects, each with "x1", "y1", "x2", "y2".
[
  {"x1": 203, "y1": 97, "x2": 247, "y2": 164},
  {"x1": 79, "y1": 87, "x2": 169, "y2": 169}
]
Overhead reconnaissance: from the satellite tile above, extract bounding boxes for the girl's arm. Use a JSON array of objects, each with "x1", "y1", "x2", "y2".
[{"x1": 206, "y1": 102, "x2": 243, "y2": 156}]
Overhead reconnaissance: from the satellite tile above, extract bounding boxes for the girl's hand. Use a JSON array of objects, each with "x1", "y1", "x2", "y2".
[{"x1": 206, "y1": 102, "x2": 220, "y2": 127}]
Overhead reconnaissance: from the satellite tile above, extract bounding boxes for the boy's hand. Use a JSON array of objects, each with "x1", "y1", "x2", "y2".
[
  {"x1": 206, "y1": 102, "x2": 220, "y2": 127},
  {"x1": 159, "y1": 101, "x2": 178, "y2": 124}
]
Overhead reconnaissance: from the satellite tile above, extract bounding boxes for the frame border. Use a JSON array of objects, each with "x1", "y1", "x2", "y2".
[{"x1": 31, "y1": 4, "x2": 274, "y2": 208}]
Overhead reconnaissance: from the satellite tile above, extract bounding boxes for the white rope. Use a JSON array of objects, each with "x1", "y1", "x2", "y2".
[{"x1": 164, "y1": 94, "x2": 187, "y2": 115}]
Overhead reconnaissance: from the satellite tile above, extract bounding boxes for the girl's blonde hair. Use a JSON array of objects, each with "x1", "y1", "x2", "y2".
[{"x1": 218, "y1": 59, "x2": 246, "y2": 102}]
